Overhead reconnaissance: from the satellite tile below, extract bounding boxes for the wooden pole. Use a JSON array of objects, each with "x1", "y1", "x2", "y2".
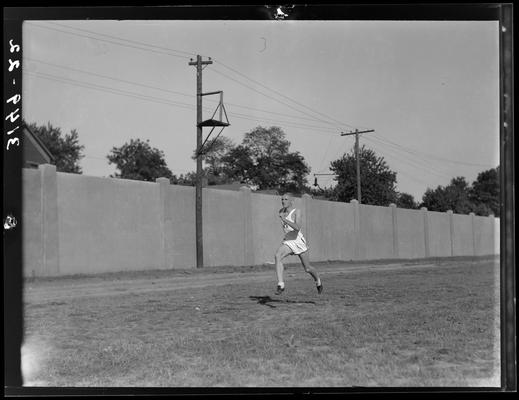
[{"x1": 189, "y1": 55, "x2": 213, "y2": 268}]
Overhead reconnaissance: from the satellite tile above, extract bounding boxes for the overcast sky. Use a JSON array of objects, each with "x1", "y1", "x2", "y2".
[{"x1": 22, "y1": 19, "x2": 500, "y2": 200}]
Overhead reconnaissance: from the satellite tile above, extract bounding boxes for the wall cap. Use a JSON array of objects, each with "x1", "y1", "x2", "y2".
[{"x1": 38, "y1": 163, "x2": 56, "y2": 172}]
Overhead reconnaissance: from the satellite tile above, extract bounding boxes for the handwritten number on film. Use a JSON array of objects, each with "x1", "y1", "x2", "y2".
[{"x1": 6, "y1": 39, "x2": 21, "y2": 150}]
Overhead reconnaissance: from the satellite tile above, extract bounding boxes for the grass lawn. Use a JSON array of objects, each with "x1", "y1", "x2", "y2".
[{"x1": 21, "y1": 258, "x2": 500, "y2": 388}]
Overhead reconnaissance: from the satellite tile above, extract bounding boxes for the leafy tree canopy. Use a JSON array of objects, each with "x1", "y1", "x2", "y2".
[
  {"x1": 396, "y1": 192, "x2": 418, "y2": 209},
  {"x1": 107, "y1": 138, "x2": 174, "y2": 182},
  {"x1": 25, "y1": 121, "x2": 85, "y2": 173},
  {"x1": 216, "y1": 126, "x2": 310, "y2": 193},
  {"x1": 469, "y1": 167, "x2": 500, "y2": 217},
  {"x1": 421, "y1": 176, "x2": 475, "y2": 214},
  {"x1": 329, "y1": 145, "x2": 398, "y2": 206}
]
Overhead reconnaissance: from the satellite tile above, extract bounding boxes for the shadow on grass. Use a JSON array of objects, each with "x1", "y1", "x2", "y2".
[{"x1": 249, "y1": 296, "x2": 316, "y2": 309}]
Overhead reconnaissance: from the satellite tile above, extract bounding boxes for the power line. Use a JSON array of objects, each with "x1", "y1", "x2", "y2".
[
  {"x1": 208, "y1": 67, "x2": 341, "y2": 129},
  {"x1": 214, "y1": 60, "x2": 368, "y2": 131},
  {"x1": 25, "y1": 71, "x2": 197, "y2": 111},
  {"x1": 371, "y1": 132, "x2": 496, "y2": 168},
  {"x1": 363, "y1": 135, "x2": 455, "y2": 180},
  {"x1": 367, "y1": 135, "x2": 489, "y2": 179},
  {"x1": 27, "y1": 22, "x2": 191, "y2": 60},
  {"x1": 26, "y1": 57, "x2": 346, "y2": 129},
  {"x1": 25, "y1": 57, "x2": 194, "y2": 99},
  {"x1": 26, "y1": 69, "x2": 343, "y2": 136},
  {"x1": 45, "y1": 21, "x2": 363, "y2": 130},
  {"x1": 28, "y1": 21, "x2": 366, "y2": 132},
  {"x1": 365, "y1": 136, "x2": 453, "y2": 179},
  {"x1": 46, "y1": 21, "x2": 198, "y2": 57}
]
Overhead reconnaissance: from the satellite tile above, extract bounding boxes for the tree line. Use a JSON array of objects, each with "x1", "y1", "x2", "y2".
[{"x1": 25, "y1": 121, "x2": 500, "y2": 217}]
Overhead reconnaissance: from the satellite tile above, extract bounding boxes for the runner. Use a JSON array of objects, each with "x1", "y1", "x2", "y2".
[{"x1": 274, "y1": 193, "x2": 323, "y2": 295}]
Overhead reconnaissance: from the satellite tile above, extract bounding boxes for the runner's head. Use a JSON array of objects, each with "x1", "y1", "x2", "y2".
[{"x1": 281, "y1": 193, "x2": 294, "y2": 208}]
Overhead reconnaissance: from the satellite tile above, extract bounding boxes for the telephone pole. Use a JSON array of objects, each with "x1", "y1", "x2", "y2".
[
  {"x1": 189, "y1": 55, "x2": 213, "y2": 268},
  {"x1": 340, "y1": 129, "x2": 374, "y2": 203}
]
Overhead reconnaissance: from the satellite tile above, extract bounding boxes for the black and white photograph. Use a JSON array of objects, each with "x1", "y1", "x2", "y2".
[{"x1": 3, "y1": 4, "x2": 515, "y2": 394}]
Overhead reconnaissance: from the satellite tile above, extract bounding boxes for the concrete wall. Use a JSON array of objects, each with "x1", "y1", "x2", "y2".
[
  {"x1": 359, "y1": 204, "x2": 394, "y2": 260},
  {"x1": 22, "y1": 165, "x2": 500, "y2": 277},
  {"x1": 427, "y1": 210, "x2": 453, "y2": 257},
  {"x1": 57, "y1": 171, "x2": 163, "y2": 275},
  {"x1": 396, "y1": 207, "x2": 426, "y2": 259},
  {"x1": 473, "y1": 214, "x2": 497, "y2": 256},
  {"x1": 306, "y1": 198, "x2": 356, "y2": 262}
]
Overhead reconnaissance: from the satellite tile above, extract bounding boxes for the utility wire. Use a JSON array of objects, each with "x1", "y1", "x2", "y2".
[
  {"x1": 208, "y1": 67, "x2": 342, "y2": 129},
  {"x1": 25, "y1": 57, "x2": 194, "y2": 99},
  {"x1": 27, "y1": 22, "x2": 191, "y2": 60},
  {"x1": 47, "y1": 21, "x2": 198, "y2": 57},
  {"x1": 371, "y1": 132, "x2": 496, "y2": 168},
  {"x1": 25, "y1": 70, "x2": 339, "y2": 135},
  {"x1": 25, "y1": 57, "x2": 346, "y2": 127},
  {"x1": 363, "y1": 136, "x2": 456, "y2": 180},
  {"x1": 44, "y1": 21, "x2": 363, "y2": 130},
  {"x1": 214, "y1": 60, "x2": 367, "y2": 130},
  {"x1": 29, "y1": 21, "x2": 360, "y2": 131},
  {"x1": 25, "y1": 71, "x2": 197, "y2": 111}
]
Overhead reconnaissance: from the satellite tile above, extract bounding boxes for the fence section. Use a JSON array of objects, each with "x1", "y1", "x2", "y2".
[{"x1": 22, "y1": 165, "x2": 500, "y2": 277}]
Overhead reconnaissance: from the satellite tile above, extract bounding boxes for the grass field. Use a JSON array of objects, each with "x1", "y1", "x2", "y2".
[{"x1": 21, "y1": 257, "x2": 500, "y2": 388}]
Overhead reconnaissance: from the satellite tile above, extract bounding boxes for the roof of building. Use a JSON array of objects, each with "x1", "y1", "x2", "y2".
[{"x1": 22, "y1": 123, "x2": 55, "y2": 165}]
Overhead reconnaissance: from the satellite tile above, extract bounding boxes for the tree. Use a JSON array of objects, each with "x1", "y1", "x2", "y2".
[
  {"x1": 195, "y1": 136, "x2": 237, "y2": 186},
  {"x1": 201, "y1": 136, "x2": 235, "y2": 177},
  {"x1": 25, "y1": 121, "x2": 85, "y2": 173},
  {"x1": 329, "y1": 145, "x2": 398, "y2": 206},
  {"x1": 421, "y1": 176, "x2": 474, "y2": 214},
  {"x1": 107, "y1": 138, "x2": 175, "y2": 182},
  {"x1": 220, "y1": 126, "x2": 311, "y2": 193},
  {"x1": 469, "y1": 167, "x2": 499, "y2": 217},
  {"x1": 396, "y1": 192, "x2": 418, "y2": 209}
]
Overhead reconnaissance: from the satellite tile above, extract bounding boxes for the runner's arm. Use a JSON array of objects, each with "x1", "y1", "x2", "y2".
[{"x1": 280, "y1": 209, "x2": 302, "y2": 231}]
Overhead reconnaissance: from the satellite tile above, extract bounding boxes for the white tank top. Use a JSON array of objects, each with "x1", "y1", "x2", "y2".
[{"x1": 282, "y1": 209, "x2": 297, "y2": 234}]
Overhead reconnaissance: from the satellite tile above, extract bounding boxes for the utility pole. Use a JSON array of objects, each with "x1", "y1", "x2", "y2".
[
  {"x1": 340, "y1": 129, "x2": 374, "y2": 203},
  {"x1": 189, "y1": 55, "x2": 213, "y2": 268}
]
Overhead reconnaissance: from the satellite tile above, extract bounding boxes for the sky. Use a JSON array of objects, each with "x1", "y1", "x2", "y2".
[{"x1": 22, "y1": 19, "x2": 500, "y2": 200}]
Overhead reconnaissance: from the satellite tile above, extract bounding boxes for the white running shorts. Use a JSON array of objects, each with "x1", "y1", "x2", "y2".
[{"x1": 283, "y1": 231, "x2": 308, "y2": 255}]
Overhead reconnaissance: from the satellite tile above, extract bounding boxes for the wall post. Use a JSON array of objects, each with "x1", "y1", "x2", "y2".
[
  {"x1": 421, "y1": 207, "x2": 430, "y2": 258},
  {"x1": 350, "y1": 199, "x2": 360, "y2": 260},
  {"x1": 156, "y1": 177, "x2": 170, "y2": 269},
  {"x1": 469, "y1": 212, "x2": 476, "y2": 256},
  {"x1": 240, "y1": 186, "x2": 254, "y2": 266},
  {"x1": 390, "y1": 203, "x2": 399, "y2": 258},
  {"x1": 302, "y1": 194, "x2": 312, "y2": 252},
  {"x1": 39, "y1": 164, "x2": 59, "y2": 276},
  {"x1": 447, "y1": 210, "x2": 454, "y2": 256}
]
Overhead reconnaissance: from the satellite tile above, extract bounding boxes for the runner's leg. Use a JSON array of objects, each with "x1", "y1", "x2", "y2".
[
  {"x1": 298, "y1": 250, "x2": 321, "y2": 284},
  {"x1": 275, "y1": 244, "x2": 293, "y2": 288}
]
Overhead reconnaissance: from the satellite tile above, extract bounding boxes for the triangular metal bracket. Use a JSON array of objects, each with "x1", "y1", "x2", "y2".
[
  {"x1": 197, "y1": 91, "x2": 230, "y2": 128},
  {"x1": 196, "y1": 91, "x2": 230, "y2": 157}
]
